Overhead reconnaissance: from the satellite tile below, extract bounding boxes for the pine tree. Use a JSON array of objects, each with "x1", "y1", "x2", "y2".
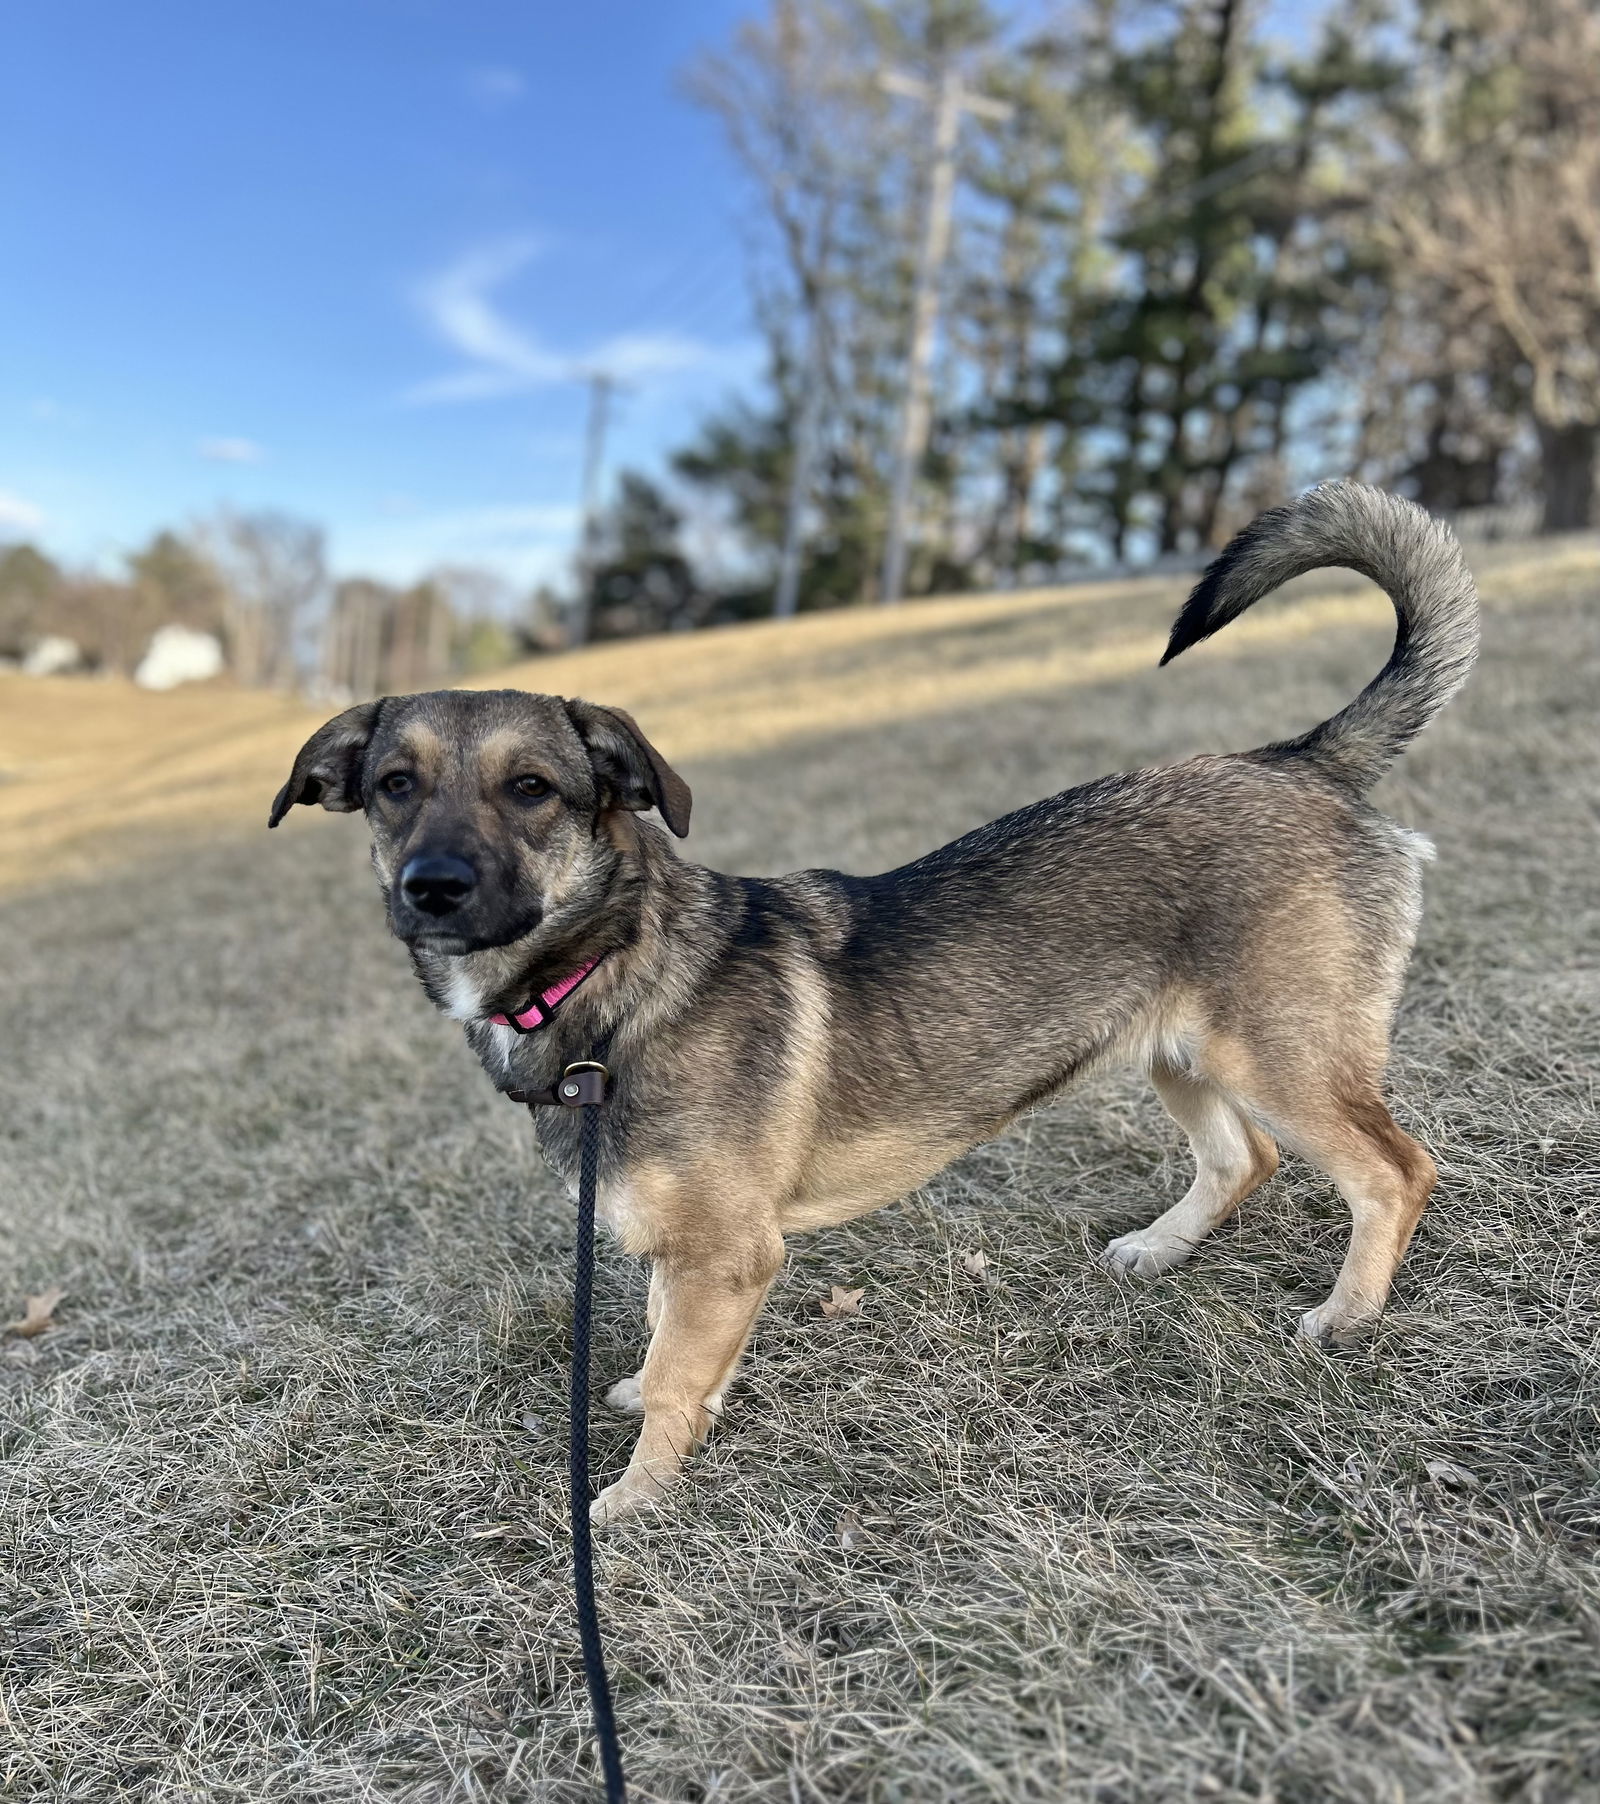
[
  {"x1": 581, "y1": 473, "x2": 709, "y2": 639},
  {"x1": 1044, "y1": 0, "x2": 1396, "y2": 559}
]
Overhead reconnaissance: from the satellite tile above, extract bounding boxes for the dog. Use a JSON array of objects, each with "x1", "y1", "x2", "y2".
[{"x1": 270, "y1": 482, "x2": 1478, "y2": 1525}]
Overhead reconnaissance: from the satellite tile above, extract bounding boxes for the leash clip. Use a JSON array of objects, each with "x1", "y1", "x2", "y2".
[
  {"x1": 555, "y1": 1061, "x2": 609, "y2": 1107},
  {"x1": 505, "y1": 1061, "x2": 610, "y2": 1110}
]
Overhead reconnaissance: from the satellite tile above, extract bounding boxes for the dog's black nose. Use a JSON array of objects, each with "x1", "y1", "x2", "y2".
[{"x1": 400, "y1": 855, "x2": 477, "y2": 916}]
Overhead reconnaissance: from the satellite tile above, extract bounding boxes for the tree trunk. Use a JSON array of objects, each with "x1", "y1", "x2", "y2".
[{"x1": 1538, "y1": 420, "x2": 1597, "y2": 532}]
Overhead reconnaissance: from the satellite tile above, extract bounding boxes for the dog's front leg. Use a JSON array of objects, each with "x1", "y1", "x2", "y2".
[
  {"x1": 591, "y1": 1235, "x2": 782, "y2": 1527},
  {"x1": 601, "y1": 1262, "x2": 664, "y2": 1416}
]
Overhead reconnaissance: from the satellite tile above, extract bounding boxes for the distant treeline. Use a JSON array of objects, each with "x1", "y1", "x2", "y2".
[
  {"x1": 6, "y1": 0, "x2": 1596, "y2": 679},
  {"x1": 662, "y1": 0, "x2": 1600, "y2": 614},
  {"x1": 0, "y1": 516, "x2": 530, "y2": 693}
]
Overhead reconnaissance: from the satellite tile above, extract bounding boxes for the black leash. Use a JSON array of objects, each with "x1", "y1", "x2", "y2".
[{"x1": 508, "y1": 1038, "x2": 626, "y2": 1802}]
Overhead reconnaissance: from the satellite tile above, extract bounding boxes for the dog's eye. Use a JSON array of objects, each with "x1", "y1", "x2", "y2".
[
  {"x1": 512, "y1": 774, "x2": 551, "y2": 800},
  {"x1": 380, "y1": 772, "x2": 414, "y2": 797}
]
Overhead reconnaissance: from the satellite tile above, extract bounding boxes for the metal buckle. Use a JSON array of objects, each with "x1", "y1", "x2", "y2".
[{"x1": 554, "y1": 1061, "x2": 609, "y2": 1107}]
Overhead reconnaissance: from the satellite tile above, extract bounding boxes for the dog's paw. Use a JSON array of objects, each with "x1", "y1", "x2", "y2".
[
  {"x1": 1100, "y1": 1227, "x2": 1195, "y2": 1278},
  {"x1": 590, "y1": 1474, "x2": 667, "y2": 1529},
  {"x1": 1297, "y1": 1301, "x2": 1375, "y2": 1347},
  {"x1": 604, "y1": 1373, "x2": 645, "y2": 1415},
  {"x1": 605, "y1": 1375, "x2": 727, "y2": 1419}
]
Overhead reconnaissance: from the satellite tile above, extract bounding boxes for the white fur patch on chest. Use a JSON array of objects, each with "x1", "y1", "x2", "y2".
[
  {"x1": 439, "y1": 962, "x2": 486, "y2": 1023},
  {"x1": 439, "y1": 960, "x2": 518, "y2": 1075}
]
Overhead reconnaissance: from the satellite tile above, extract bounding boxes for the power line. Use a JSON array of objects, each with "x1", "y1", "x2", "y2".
[{"x1": 604, "y1": 237, "x2": 750, "y2": 346}]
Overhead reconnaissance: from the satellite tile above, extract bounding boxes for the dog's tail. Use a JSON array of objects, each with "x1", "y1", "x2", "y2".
[{"x1": 1161, "y1": 482, "x2": 1479, "y2": 793}]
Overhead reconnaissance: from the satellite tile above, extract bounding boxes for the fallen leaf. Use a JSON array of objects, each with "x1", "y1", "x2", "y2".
[
  {"x1": 4, "y1": 1288, "x2": 65, "y2": 1339},
  {"x1": 961, "y1": 1250, "x2": 990, "y2": 1279},
  {"x1": 837, "y1": 1508, "x2": 863, "y2": 1549},
  {"x1": 1426, "y1": 1458, "x2": 1481, "y2": 1491},
  {"x1": 820, "y1": 1286, "x2": 864, "y2": 1319}
]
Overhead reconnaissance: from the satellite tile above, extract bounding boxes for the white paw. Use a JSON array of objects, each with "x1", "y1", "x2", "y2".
[
  {"x1": 604, "y1": 1373, "x2": 645, "y2": 1415},
  {"x1": 1297, "y1": 1301, "x2": 1373, "y2": 1346},
  {"x1": 589, "y1": 1474, "x2": 667, "y2": 1529},
  {"x1": 1100, "y1": 1227, "x2": 1195, "y2": 1278}
]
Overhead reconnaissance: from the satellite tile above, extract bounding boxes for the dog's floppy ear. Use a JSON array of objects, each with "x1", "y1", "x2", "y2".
[
  {"x1": 564, "y1": 700, "x2": 692, "y2": 838},
  {"x1": 268, "y1": 699, "x2": 386, "y2": 829}
]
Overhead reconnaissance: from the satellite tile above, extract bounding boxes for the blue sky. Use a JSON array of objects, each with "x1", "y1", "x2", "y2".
[
  {"x1": 3, "y1": 1, "x2": 1321, "y2": 596},
  {"x1": 1, "y1": 0, "x2": 762, "y2": 591}
]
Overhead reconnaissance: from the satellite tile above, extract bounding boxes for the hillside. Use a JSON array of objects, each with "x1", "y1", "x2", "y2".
[
  {"x1": 4, "y1": 534, "x2": 1595, "y2": 893},
  {"x1": 2, "y1": 532, "x2": 1597, "y2": 1801}
]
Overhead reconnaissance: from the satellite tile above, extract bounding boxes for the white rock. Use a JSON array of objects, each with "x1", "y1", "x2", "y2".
[{"x1": 134, "y1": 625, "x2": 225, "y2": 690}]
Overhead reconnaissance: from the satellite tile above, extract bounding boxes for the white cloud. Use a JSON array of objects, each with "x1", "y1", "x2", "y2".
[
  {"x1": 463, "y1": 65, "x2": 526, "y2": 111},
  {"x1": 405, "y1": 239, "x2": 717, "y2": 405},
  {"x1": 0, "y1": 490, "x2": 45, "y2": 534},
  {"x1": 199, "y1": 436, "x2": 265, "y2": 464},
  {"x1": 406, "y1": 239, "x2": 561, "y2": 402}
]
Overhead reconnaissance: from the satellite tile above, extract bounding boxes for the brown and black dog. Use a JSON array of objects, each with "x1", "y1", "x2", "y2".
[{"x1": 270, "y1": 482, "x2": 1478, "y2": 1524}]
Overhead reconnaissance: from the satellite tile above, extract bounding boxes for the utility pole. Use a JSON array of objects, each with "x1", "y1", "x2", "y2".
[
  {"x1": 878, "y1": 64, "x2": 1010, "y2": 605},
  {"x1": 568, "y1": 370, "x2": 615, "y2": 647}
]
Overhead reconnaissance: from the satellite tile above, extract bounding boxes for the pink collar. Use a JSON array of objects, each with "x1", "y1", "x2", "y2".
[{"x1": 490, "y1": 956, "x2": 601, "y2": 1034}]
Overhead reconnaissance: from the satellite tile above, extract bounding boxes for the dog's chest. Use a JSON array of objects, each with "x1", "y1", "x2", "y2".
[
  {"x1": 435, "y1": 963, "x2": 524, "y2": 1077},
  {"x1": 589, "y1": 1172, "x2": 653, "y2": 1254}
]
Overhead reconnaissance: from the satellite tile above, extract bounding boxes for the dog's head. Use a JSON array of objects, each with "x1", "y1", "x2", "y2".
[{"x1": 269, "y1": 689, "x2": 690, "y2": 955}]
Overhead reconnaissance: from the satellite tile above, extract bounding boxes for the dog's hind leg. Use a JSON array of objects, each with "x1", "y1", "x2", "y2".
[
  {"x1": 1102, "y1": 1059, "x2": 1278, "y2": 1278},
  {"x1": 1274, "y1": 1088, "x2": 1436, "y2": 1345},
  {"x1": 1199, "y1": 1030, "x2": 1436, "y2": 1343},
  {"x1": 592, "y1": 1233, "x2": 784, "y2": 1527}
]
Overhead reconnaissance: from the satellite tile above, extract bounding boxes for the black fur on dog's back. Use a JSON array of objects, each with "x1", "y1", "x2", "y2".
[{"x1": 1164, "y1": 482, "x2": 1479, "y2": 793}]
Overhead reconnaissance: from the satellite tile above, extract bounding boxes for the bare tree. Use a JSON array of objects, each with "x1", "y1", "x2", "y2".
[
  {"x1": 430, "y1": 566, "x2": 521, "y2": 675},
  {"x1": 1387, "y1": 0, "x2": 1600, "y2": 529},
  {"x1": 204, "y1": 511, "x2": 326, "y2": 688},
  {"x1": 317, "y1": 575, "x2": 463, "y2": 699},
  {"x1": 319, "y1": 578, "x2": 388, "y2": 701},
  {"x1": 687, "y1": 0, "x2": 881, "y2": 611},
  {"x1": 0, "y1": 545, "x2": 63, "y2": 659}
]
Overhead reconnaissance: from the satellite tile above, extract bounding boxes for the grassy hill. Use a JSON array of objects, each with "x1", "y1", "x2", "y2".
[
  {"x1": 2, "y1": 539, "x2": 1598, "y2": 1801},
  {"x1": 4, "y1": 532, "x2": 1594, "y2": 892}
]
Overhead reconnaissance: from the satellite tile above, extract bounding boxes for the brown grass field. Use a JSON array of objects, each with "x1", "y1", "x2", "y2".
[{"x1": 2, "y1": 542, "x2": 1597, "y2": 1801}]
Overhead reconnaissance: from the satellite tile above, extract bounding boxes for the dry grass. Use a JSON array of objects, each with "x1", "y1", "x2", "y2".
[
  {"x1": 0, "y1": 675, "x2": 317, "y2": 893},
  {"x1": 2, "y1": 546, "x2": 1598, "y2": 1801}
]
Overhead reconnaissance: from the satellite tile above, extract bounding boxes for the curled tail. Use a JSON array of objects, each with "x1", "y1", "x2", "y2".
[{"x1": 1162, "y1": 482, "x2": 1479, "y2": 792}]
